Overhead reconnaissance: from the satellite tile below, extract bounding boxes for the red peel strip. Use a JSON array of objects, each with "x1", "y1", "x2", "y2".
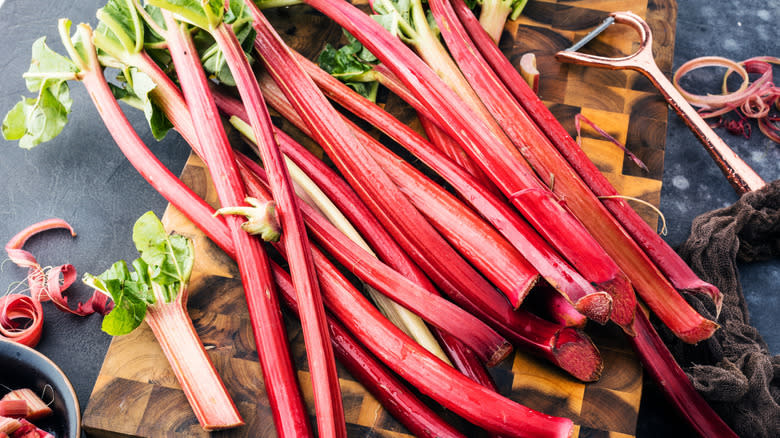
[
  {"x1": 574, "y1": 113, "x2": 649, "y2": 172},
  {"x1": 0, "y1": 294, "x2": 44, "y2": 347},
  {"x1": 674, "y1": 56, "x2": 780, "y2": 143},
  {"x1": 3, "y1": 219, "x2": 111, "y2": 323},
  {"x1": 5, "y1": 219, "x2": 75, "y2": 269},
  {"x1": 44, "y1": 264, "x2": 112, "y2": 316}
]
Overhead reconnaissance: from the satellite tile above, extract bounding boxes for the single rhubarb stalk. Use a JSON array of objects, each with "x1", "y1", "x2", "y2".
[
  {"x1": 144, "y1": 286, "x2": 241, "y2": 431},
  {"x1": 245, "y1": 2, "x2": 534, "y2": 350},
  {"x1": 74, "y1": 16, "x2": 308, "y2": 434},
  {"x1": 214, "y1": 30, "x2": 346, "y2": 437},
  {"x1": 0, "y1": 400, "x2": 30, "y2": 419},
  {"x1": 630, "y1": 308, "x2": 738, "y2": 437},
  {"x1": 302, "y1": 0, "x2": 635, "y2": 331},
  {"x1": 270, "y1": 266, "x2": 466, "y2": 438},
  {"x1": 437, "y1": 0, "x2": 718, "y2": 342},
  {"x1": 0, "y1": 389, "x2": 51, "y2": 421},
  {"x1": 451, "y1": 0, "x2": 723, "y2": 313},
  {"x1": 290, "y1": 55, "x2": 613, "y2": 324},
  {"x1": 83, "y1": 212, "x2": 243, "y2": 430},
  {"x1": 526, "y1": 285, "x2": 589, "y2": 329}
]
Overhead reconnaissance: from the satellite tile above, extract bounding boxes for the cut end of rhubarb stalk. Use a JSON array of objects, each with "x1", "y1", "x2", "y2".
[
  {"x1": 598, "y1": 274, "x2": 637, "y2": 335},
  {"x1": 682, "y1": 282, "x2": 724, "y2": 318},
  {"x1": 573, "y1": 291, "x2": 612, "y2": 325},
  {"x1": 553, "y1": 328, "x2": 603, "y2": 382},
  {"x1": 675, "y1": 318, "x2": 721, "y2": 345},
  {"x1": 508, "y1": 275, "x2": 541, "y2": 309},
  {"x1": 487, "y1": 340, "x2": 514, "y2": 368},
  {"x1": 519, "y1": 53, "x2": 539, "y2": 94}
]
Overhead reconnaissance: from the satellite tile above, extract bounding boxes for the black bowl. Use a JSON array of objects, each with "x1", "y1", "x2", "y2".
[{"x1": 0, "y1": 339, "x2": 80, "y2": 438}]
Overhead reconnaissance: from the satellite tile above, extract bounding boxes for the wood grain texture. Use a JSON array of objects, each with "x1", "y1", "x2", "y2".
[{"x1": 83, "y1": 0, "x2": 677, "y2": 436}]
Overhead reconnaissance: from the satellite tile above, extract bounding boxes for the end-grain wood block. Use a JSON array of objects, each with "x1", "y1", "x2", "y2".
[{"x1": 84, "y1": 0, "x2": 678, "y2": 435}]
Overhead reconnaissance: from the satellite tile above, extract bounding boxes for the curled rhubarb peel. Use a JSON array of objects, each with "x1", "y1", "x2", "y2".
[
  {"x1": 4, "y1": 219, "x2": 111, "y2": 317},
  {"x1": 674, "y1": 56, "x2": 780, "y2": 143},
  {"x1": 0, "y1": 294, "x2": 44, "y2": 347}
]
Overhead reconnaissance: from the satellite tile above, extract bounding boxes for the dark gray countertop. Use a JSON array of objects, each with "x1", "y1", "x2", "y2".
[{"x1": 0, "y1": 0, "x2": 777, "y2": 437}]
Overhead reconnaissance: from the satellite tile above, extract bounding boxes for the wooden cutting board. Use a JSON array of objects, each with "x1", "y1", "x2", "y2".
[{"x1": 83, "y1": 0, "x2": 677, "y2": 436}]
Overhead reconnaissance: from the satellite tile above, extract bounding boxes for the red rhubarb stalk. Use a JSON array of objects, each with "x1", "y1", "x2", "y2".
[
  {"x1": 290, "y1": 55, "x2": 613, "y2": 324},
  {"x1": 144, "y1": 271, "x2": 243, "y2": 430},
  {"x1": 526, "y1": 285, "x2": 589, "y2": 329},
  {"x1": 71, "y1": 21, "x2": 298, "y2": 433},
  {"x1": 301, "y1": 0, "x2": 634, "y2": 331},
  {"x1": 451, "y1": 0, "x2": 724, "y2": 314},
  {"x1": 630, "y1": 308, "x2": 738, "y2": 437},
  {"x1": 208, "y1": 20, "x2": 345, "y2": 437}
]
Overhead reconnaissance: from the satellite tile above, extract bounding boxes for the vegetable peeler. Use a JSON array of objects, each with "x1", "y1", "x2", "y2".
[{"x1": 555, "y1": 11, "x2": 766, "y2": 196}]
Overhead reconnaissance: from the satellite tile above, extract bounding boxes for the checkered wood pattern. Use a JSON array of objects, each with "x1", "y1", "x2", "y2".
[{"x1": 83, "y1": 0, "x2": 677, "y2": 436}]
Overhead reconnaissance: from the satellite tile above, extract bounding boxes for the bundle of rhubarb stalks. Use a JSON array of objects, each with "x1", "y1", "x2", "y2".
[{"x1": 1, "y1": 0, "x2": 738, "y2": 437}]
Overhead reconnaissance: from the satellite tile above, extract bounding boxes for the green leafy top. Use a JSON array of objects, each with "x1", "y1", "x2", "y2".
[
  {"x1": 146, "y1": 0, "x2": 225, "y2": 31},
  {"x1": 83, "y1": 211, "x2": 194, "y2": 336},
  {"x1": 2, "y1": 28, "x2": 80, "y2": 149},
  {"x1": 371, "y1": 0, "x2": 440, "y2": 45},
  {"x1": 318, "y1": 30, "x2": 380, "y2": 101}
]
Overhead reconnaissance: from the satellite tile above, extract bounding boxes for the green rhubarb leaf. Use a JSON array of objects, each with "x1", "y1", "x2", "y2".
[
  {"x1": 129, "y1": 69, "x2": 173, "y2": 140},
  {"x1": 2, "y1": 79, "x2": 73, "y2": 149},
  {"x1": 24, "y1": 37, "x2": 79, "y2": 92},
  {"x1": 83, "y1": 212, "x2": 194, "y2": 336},
  {"x1": 191, "y1": 0, "x2": 255, "y2": 86},
  {"x1": 318, "y1": 31, "x2": 380, "y2": 101},
  {"x1": 2, "y1": 36, "x2": 78, "y2": 148},
  {"x1": 133, "y1": 211, "x2": 193, "y2": 300},
  {"x1": 83, "y1": 260, "x2": 152, "y2": 336}
]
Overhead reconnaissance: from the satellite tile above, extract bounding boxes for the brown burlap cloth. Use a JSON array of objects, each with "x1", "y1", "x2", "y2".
[{"x1": 654, "y1": 179, "x2": 780, "y2": 437}]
